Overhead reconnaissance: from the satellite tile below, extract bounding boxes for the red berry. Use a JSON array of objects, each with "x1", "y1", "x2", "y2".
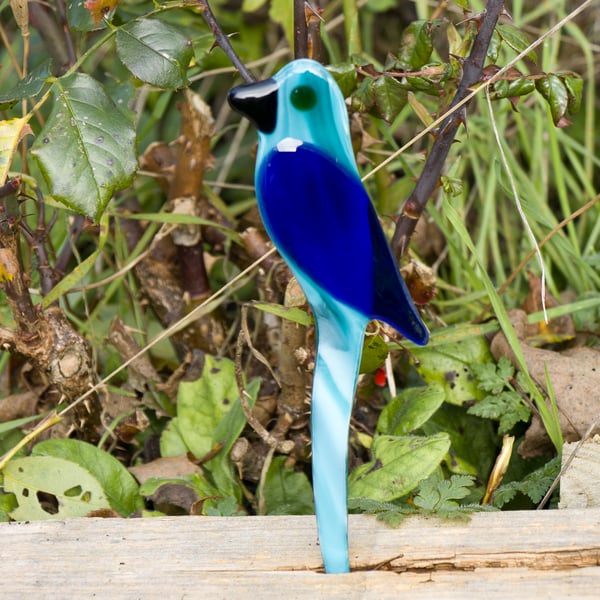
[{"x1": 373, "y1": 367, "x2": 387, "y2": 387}]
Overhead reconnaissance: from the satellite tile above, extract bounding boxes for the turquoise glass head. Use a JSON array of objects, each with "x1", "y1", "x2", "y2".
[{"x1": 228, "y1": 59, "x2": 357, "y2": 177}]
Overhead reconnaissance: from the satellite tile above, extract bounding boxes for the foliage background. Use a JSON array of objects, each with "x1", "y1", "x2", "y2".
[{"x1": 0, "y1": 0, "x2": 598, "y2": 522}]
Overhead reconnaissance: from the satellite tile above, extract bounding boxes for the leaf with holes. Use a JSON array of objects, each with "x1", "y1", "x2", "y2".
[
  {"x1": 4, "y1": 456, "x2": 110, "y2": 521},
  {"x1": 31, "y1": 73, "x2": 136, "y2": 220},
  {"x1": 411, "y1": 336, "x2": 493, "y2": 406},
  {"x1": 32, "y1": 438, "x2": 143, "y2": 516},
  {"x1": 116, "y1": 19, "x2": 193, "y2": 89}
]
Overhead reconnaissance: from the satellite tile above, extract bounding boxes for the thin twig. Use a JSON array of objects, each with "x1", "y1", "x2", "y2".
[
  {"x1": 196, "y1": 0, "x2": 255, "y2": 83},
  {"x1": 235, "y1": 326, "x2": 294, "y2": 454}
]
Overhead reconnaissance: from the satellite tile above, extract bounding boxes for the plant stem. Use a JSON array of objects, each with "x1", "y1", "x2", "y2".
[
  {"x1": 390, "y1": 0, "x2": 505, "y2": 261},
  {"x1": 196, "y1": 0, "x2": 255, "y2": 83},
  {"x1": 294, "y1": 0, "x2": 308, "y2": 58}
]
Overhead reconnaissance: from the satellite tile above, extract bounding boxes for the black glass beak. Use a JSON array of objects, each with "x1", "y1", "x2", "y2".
[{"x1": 227, "y1": 78, "x2": 279, "y2": 134}]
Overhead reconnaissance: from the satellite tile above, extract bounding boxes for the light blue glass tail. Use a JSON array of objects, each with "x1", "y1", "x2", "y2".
[{"x1": 306, "y1": 287, "x2": 369, "y2": 574}]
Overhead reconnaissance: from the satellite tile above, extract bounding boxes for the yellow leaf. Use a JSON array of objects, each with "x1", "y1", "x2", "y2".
[{"x1": 0, "y1": 117, "x2": 32, "y2": 185}]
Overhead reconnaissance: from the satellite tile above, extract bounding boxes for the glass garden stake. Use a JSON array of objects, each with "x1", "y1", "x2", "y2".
[{"x1": 228, "y1": 59, "x2": 429, "y2": 574}]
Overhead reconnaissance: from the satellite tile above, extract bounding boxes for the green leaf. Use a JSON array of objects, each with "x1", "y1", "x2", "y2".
[
  {"x1": 160, "y1": 418, "x2": 189, "y2": 457},
  {"x1": 162, "y1": 356, "x2": 261, "y2": 501},
  {"x1": 490, "y1": 77, "x2": 536, "y2": 100},
  {"x1": 496, "y1": 24, "x2": 537, "y2": 63},
  {"x1": 348, "y1": 496, "x2": 414, "y2": 527},
  {"x1": 493, "y1": 456, "x2": 560, "y2": 508},
  {"x1": 116, "y1": 19, "x2": 193, "y2": 89},
  {"x1": 371, "y1": 75, "x2": 408, "y2": 122},
  {"x1": 423, "y1": 403, "x2": 499, "y2": 480},
  {"x1": 396, "y1": 20, "x2": 435, "y2": 70},
  {"x1": 468, "y1": 357, "x2": 531, "y2": 434},
  {"x1": 4, "y1": 456, "x2": 110, "y2": 520},
  {"x1": 0, "y1": 61, "x2": 51, "y2": 110},
  {"x1": 0, "y1": 490, "x2": 18, "y2": 521},
  {"x1": 377, "y1": 384, "x2": 445, "y2": 435},
  {"x1": 165, "y1": 356, "x2": 242, "y2": 459},
  {"x1": 261, "y1": 456, "x2": 314, "y2": 515},
  {"x1": 561, "y1": 72, "x2": 583, "y2": 116},
  {"x1": 250, "y1": 300, "x2": 312, "y2": 327},
  {"x1": 351, "y1": 77, "x2": 375, "y2": 114},
  {"x1": 0, "y1": 413, "x2": 44, "y2": 436},
  {"x1": 411, "y1": 336, "x2": 493, "y2": 405},
  {"x1": 472, "y1": 356, "x2": 514, "y2": 394},
  {"x1": 348, "y1": 433, "x2": 450, "y2": 502},
  {"x1": 204, "y1": 496, "x2": 246, "y2": 516},
  {"x1": 68, "y1": 0, "x2": 108, "y2": 31},
  {"x1": 0, "y1": 429, "x2": 24, "y2": 457},
  {"x1": 536, "y1": 74, "x2": 569, "y2": 126},
  {"x1": 413, "y1": 473, "x2": 476, "y2": 512},
  {"x1": 359, "y1": 334, "x2": 389, "y2": 373},
  {"x1": 204, "y1": 377, "x2": 261, "y2": 500},
  {"x1": 327, "y1": 63, "x2": 358, "y2": 98},
  {"x1": 468, "y1": 391, "x2": 531, "y2": 434},
  {"x1": 31, "y1": 73, "x2": 137, "y2": 220},
  {"x1": 32, "y1": 439, "x2": 143, "y2": 516}
]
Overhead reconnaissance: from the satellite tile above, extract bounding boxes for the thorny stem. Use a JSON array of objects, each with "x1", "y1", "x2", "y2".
[
  {"x1": 196, "y1": 0, "x2": 256, "y2": 83},
  {"x1": 390, "y1": 0, "x2": 505, "y2": 261}
]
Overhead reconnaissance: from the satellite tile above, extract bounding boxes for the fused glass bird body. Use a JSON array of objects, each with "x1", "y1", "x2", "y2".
[{"x1": 228, "y1": 59, "x2": 429, "y2": 574}]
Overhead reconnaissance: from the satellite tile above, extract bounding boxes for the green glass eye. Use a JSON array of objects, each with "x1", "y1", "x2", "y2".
[{"x1": 290, "y1": 85, "x2": 317, "y2": 111}]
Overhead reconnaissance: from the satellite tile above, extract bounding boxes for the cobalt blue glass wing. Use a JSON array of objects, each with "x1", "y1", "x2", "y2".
[
  {"x1": 257, "y1": 142, "x2": 428, "y2": 345},
  {"x1": 257, "y1": 142, "x2": 372, "y2": 317}
]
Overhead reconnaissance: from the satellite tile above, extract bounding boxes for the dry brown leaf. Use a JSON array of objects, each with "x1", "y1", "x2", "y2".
[
  {"x1": 129, "y1": 455, "x2": 202, "y2": 484},
  {"x1": 491, "y1": 309, "x2": 600, "y2": 458}
]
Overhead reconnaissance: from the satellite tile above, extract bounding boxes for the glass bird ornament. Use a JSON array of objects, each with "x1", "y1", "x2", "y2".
[{"x1": 228, "y1": 59, "x2": 429, "y2": 574}]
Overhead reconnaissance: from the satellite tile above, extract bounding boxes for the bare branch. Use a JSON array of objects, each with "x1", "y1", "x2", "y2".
[{"x1": 391, "y1": 0, "x2": 506, "y2": 261}]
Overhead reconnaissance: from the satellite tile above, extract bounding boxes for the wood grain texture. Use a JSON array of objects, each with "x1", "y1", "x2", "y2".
[
  {"x1": 560, "y1": 437, "x2": 600, "y2": 509},
  {"x1": 2, "y1": 509, "x2": 600, "y2": 598}
]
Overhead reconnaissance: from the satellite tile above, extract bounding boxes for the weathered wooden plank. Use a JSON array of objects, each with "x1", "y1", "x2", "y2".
[
  {"x1": 4, "y1": 568, "x2": 600, "y2": 600},
  {"x1": 2, "y1": 510, "x2": 600, "y2": 598}
]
